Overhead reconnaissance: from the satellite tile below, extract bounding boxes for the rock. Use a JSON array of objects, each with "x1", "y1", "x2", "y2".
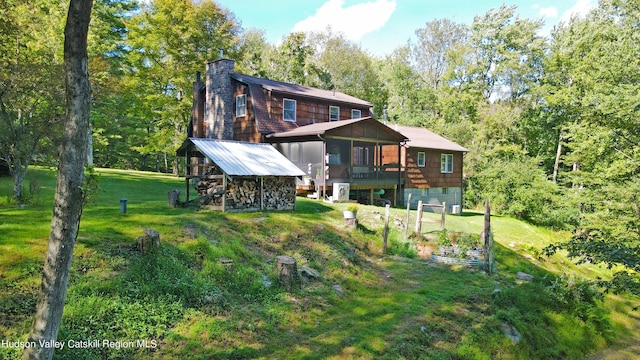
[
  {"x1": 517, "y1": 271, "x2": 534, "y2": 281},
  {"x1": 219, "y1": 257, "x2": 234, "y2": 271},
  {"x1": 183, "y1": 224, "x2": 198, "y2": 239},
  {"x1": 261, "y1": 274, "x2": 272, "y2": 288},
  {"x1": 501, "y1": 322, "x2": 522, "y2": 344},
  {"x1": 332, "y1": 284, "x2": 345, "y2": 296},
  {"x1": 299, "y1": 265, "x2": 320, "y2": 279}
]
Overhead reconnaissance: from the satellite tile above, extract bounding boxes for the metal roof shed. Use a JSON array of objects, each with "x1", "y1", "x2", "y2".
[{"x1": 177, "y1": 138, "x2": 305, "y2": 211}]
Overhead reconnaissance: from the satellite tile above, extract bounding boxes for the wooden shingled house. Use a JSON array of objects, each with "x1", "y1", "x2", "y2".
[{"x1": 182, "y1": 58, "x2": 468, "y2": 212}]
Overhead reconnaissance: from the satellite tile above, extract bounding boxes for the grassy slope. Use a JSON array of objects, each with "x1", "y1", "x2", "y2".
[{"x1": 0, "y1": 168, "x2": 638, "y2": 359}]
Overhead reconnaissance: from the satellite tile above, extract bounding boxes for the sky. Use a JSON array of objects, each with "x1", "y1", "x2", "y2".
[{"x1": 214, "y1": 0, "x2": 598, "y2": 57}]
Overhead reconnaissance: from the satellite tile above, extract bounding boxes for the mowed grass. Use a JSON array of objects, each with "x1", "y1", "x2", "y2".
[{"x1": 1, "y1": 167, "x2": 638, "y2": 359}]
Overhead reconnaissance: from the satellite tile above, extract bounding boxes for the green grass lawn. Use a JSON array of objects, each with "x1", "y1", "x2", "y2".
[{"x1": 1, "y1": 167, "x2": 638, "y2": 359}]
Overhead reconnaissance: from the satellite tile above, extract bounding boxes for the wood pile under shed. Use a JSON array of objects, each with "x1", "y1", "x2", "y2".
[{"x1": 177, "y1": 138, "x2": 305, "y2": 212}]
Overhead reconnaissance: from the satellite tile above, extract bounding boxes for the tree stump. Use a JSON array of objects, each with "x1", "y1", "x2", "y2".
[
  {"x1": 168, "y1": 189, "x2": 180, "y2": 208},
  {"x1": 137, "y1": 228, "x2": 160, "y2": 255},
  {"x1": 275, "y1": 255, "x2": 300, "y2": 291}
]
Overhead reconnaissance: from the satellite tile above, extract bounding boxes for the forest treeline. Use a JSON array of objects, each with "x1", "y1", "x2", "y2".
[{"x1": 1, "y1": 0, "x2": 639, "y2": 293}]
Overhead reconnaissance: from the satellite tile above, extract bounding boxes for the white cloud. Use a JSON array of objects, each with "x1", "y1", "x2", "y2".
[
  {"x1": 560, "y1": 0, "x2": 597, "y2": 24},
  {"x1": 292, "y1": 0, "x2": 397, "y2": 41},
  {"x1": 538, "y1": 6, "x2": 558, "y2": 18}
]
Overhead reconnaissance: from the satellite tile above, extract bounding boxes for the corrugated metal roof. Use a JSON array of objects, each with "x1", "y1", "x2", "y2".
[
  {"x1": 392, "y1": 125, "x2": 469, "y2": 152},
  {"x1": 231, "y1": 73, "x2": 372, "y2": 107},
  {"x1": 188, "y1": 138, "x2": 305, "y2": 177}
]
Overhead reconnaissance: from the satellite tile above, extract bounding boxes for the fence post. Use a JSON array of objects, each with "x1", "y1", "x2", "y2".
[
  {"x1": 415, "y1": 200, "x2": 423, "y2": 239},
  {"x1": 404, "y1": 193, "x2": 412, "y2": 240},
  {"x1": 441, "y1": 201, "x2": 446, "y2": 230},
  {"x1": 383, "y1": 204, "x2": 391, "y2": 254},
  {"x1": 483, "y1": 199, "x2": 493, "y2": 274}
]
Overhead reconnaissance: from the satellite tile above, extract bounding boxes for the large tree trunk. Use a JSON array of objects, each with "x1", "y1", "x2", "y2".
[
  {"x1": 23, "y1": 1, "x2": 93, "y2": 359},
  {"x1": 552, "y1": 129, "x2": 563, "y2": 183},
  {"x1": 11, "y1": 160, "x2": 26, "y2": 200}
]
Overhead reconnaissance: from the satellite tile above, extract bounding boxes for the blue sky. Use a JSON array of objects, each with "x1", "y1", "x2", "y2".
[{"x1": 215, "y1": 0, "x2": 597, "y2": 57}]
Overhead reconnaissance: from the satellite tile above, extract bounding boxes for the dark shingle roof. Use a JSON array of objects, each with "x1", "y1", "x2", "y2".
[
  {"x1": 231, "y1": 73, "x2": 372, "y2": 107},
  {"x1": 246, "y1": 82, "x2": 298, "y2": 135},
  {"x1": 267, "y1": 117, "x2": 407, "y2": 142},
  {"x1": 392, "y1": 124, "x2": 469, "y2": 152}
]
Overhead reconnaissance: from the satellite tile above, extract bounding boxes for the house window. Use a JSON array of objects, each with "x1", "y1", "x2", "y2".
[
  {"x1": 236, "y1": 94, "x2": 246, "y2": 117},
  {"x1": 441, "y1": 154, "x2": 453, "y2": 173},
  {"x1": 351, "y1": 109, "x2": 362, "y2": 119},
  {"x1": 353, "y1": 147, "x2": 370, "y2": 165},
  {"x1": 417, "y1": 152, "x2": 426, "y2": 167},
  {"x1": 442, "y1": 187, "x2": 449, "y2": 195},
  {"x1": 329, "y1": 106, "x2": 340, "y2": 121},
  {"x1": 283, "y1": 99, "x2": 296, "y2": 122}
]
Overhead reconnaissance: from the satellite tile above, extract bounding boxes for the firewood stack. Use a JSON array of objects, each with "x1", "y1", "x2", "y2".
[
  {"x1": 262, "y1": 177, "x2": 296, "y2": 210},
  {"x1": 195, "y1": 177, "x2": 223, "y2": 197},
  {"x1": 227, "y1": 178, "x2": 259, "y2": 209}
]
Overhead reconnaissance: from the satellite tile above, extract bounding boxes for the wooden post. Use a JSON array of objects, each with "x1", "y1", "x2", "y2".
[
  {"x1": 482, "y1": 199, "x2": 493, "y2": 274},
  {"x1": 168, "y1": 189, "x2": 180, "y2": 208},
  {"x1": 276, "y1": 255, "x2": 300, "y2": 291},
  {"x1": 185, "y1": 178, "x2": 190, "y2": 202},
  {"x1": 441, "y1": 201, "x2": 446, "y2": 230},
  {"x1": 222, "y1": 174, "x2": 227, "y2": 212},
  {"x1": 415, "y1": 200, "x2": 423, "y2": 239},
  {"x1": 404, "y1": 193, "x2": 412, "y2": 240},
  {"x1": 383, "y1": 204, "x2": 390, "y2": 254},
  {"x1": 260, "y1": 176, "x2": 264, "y2": 210}
]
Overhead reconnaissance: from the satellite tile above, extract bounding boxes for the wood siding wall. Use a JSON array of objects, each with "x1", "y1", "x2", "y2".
[
  {"x1": 405, "y1": 148, "x2": 463, "y2": 189},
  {"x1": 268, "y1": 91, "x2": 370, "y2": 125},
  {"x1": 232, "y1": 83, "x2": 261, "y2": 143}
]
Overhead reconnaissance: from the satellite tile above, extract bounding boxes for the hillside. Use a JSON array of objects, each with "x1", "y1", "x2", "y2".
[{"x1": 1, "y1": 168, "x2": 638, "y2": 359}]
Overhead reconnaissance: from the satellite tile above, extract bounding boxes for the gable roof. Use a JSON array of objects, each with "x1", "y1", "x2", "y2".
[
  {"x1": 179, "y1": 138, "x2": 305, "y2": 177},
  {"x1": 230, "y1": 73, "x2": 372, "y2": 107},
  {"x1": 267, "y1": 117, "x2": 407, "y2": 142},
  {"x1": 391, "y1": 125, "x2": 469, "y2": 152}
]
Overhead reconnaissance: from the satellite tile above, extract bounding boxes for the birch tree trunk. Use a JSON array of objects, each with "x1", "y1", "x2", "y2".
[{"x1": 23, "y1": 1, "x2": 93, "y2": 359}]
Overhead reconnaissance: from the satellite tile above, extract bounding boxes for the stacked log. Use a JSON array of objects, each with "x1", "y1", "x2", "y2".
[
  {"x1": 227, "y1": 177, "x2": 260, "y2": 210},
  {"x1": 194, "y1": 177, "x2": 224, "y2": 197},
  {"x1": 263, "y1": 177, "x2": 296, "y2": 210}
]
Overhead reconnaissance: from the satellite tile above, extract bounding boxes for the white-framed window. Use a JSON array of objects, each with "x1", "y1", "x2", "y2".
[
  {"x1": 283, "y1": 99, "x2": 296, "y2": 122},
  {"x1": 351, "y1": 109, "x2": 362, "y2": 119},
  {"x1": 329, "y1": 106, "x2": 340, "y2": 121},
  {"x1": 441, "y1": 154, "x2": 453, "y2": 173},
  {"x1": 417, "y1": 152, "x2": 426, "y2": 167},
  {"x1": 442, "y1": 187, "x2": 449, "y2": 195},
  {"x1": 353, "y1": 147, "x2": 370, "y2": 165},
  {"x1": 235, "y1": 94, "x2": 246, "y2": 117}
]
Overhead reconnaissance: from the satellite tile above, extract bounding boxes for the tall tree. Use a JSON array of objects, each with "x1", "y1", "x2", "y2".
[
  {"x1": 0, "y1": 0, "x2": 66, "y2": 200},
  {"x1": 464, "y1": 4, "x2": 545, "y2": 101},
  {"x1": 543, "y1": 0, "x2": 640, "y2": 295},
  {"x1": 411, "y1": 18, "x2": 467, "y2": 91},
  {"x1": 23, "y1": 0, "x2": 93, "y2": 359},
  {"x1": 124, "y1": 0, "x2": 241, "y2": 172}
]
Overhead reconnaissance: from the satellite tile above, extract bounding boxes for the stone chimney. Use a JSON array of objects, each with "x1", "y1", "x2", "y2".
[{"x1": 205, "y1": 59, "x2": 235, "y2": 140}]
